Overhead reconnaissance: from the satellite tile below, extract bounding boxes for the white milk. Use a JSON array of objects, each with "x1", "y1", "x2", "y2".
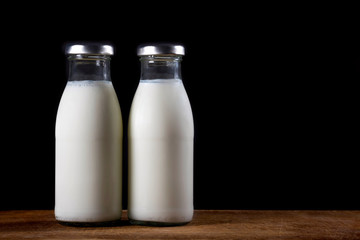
[
  {"x1": 55, "y1": 80, "x2": 122, "y2": 223},
  {"x1": 128, "y1": 79, "x2": 194, "y2": 224}
]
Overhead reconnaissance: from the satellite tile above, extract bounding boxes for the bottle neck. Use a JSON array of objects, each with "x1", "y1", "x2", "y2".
[
  {"x1": 140, "y1": 55, "x2": 182, "y2": 80},
  {"x1": 67, "y1": 55, "x2": 112, "y2": 81}
]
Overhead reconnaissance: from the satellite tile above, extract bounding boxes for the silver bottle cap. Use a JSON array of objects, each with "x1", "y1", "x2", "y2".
[
  {"x1": 137, "y1": 43, "x2": 185, "y2": 56},
  {"x1": 65, "y1": 42, "x2": 114, "y2": 55}
]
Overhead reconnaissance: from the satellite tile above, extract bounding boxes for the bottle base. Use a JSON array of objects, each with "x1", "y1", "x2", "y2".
[
  {"x1": 129, "y1": 218, "x2": 191, "y2": 227},
  {"x1": 57, "y1": 219, "x2": 122, "y2": 227}
]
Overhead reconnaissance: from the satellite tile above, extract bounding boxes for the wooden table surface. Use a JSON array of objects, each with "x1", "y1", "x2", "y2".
[{"x1": 0, "y1": 210, "x2": 359, "y2": 239}]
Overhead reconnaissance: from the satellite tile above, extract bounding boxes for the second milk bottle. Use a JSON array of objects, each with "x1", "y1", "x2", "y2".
[
  {"x1": 55, "y1": 43, "x2": 123, "y2": 226},
  {"x1": 128, "y1": 43, "x2": 194, "y2": 226}
]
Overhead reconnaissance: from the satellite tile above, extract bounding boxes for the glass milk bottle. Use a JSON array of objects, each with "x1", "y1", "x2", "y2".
[
  {"x1": 55, "y1": 43, "x2": 122, "y2": 226},
  {"x1": 128, "y1": 43, "x2": 194, "y2": 226}
]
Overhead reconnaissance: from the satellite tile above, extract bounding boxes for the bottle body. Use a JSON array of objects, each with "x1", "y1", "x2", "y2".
[
  {"x1": 128, "y1": 79, "x2": 194, "y2": 225},
  {"x1": 55, "y1": 44, "x2": 122, "y2": 225},
  {"x1": 128, "y1": 45, "x2": 194, "y2": 226}
]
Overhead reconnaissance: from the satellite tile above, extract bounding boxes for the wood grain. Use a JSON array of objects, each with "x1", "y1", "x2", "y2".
[{"x1": 0, "y1": 210, "x2": 359, "y2": 239}]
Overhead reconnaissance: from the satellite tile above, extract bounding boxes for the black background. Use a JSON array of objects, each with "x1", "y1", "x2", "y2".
[{"x1": 0, "y1": 3, "x2": 359, "y2": 210}]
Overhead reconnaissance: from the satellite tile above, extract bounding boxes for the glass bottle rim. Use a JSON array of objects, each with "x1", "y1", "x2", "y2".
[
  {"x1": 139, "y1": 55, "x2": 182, "y2": 61},
  {"x1": 67, "y1": 54, "x2": 111, "y2": 61}
]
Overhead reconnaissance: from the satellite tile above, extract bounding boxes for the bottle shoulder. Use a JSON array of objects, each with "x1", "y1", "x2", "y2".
[
  {"x1": 130, "y1": 80, "x2": 192, "y2": 118},
  {"x1": 129, "y1": 80, "x2": 193, "y2": 138},
  {"x1": 56, "y1": 80, "x2": 122, "y2": 138}
]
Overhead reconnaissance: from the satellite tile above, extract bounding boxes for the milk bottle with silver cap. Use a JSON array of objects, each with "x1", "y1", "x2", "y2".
[
  {"x1": 55, "y1": 42, "x2": 123, "y2": 226},
  {"x1": 128, "y1": 43, "x2": 194, "y2": 226}
]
